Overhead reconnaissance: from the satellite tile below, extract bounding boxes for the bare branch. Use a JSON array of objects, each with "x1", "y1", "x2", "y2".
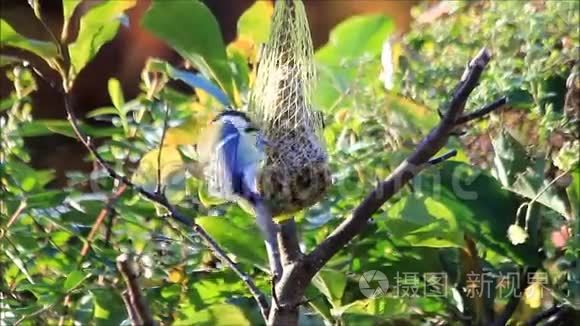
[
  {"x1": 277, "y1": 218, "x2": 302, "y2": 266},
  {"x1": 526, "y1": 304, "x2": 566, "y2": 326},
  {"x1": 116, "y1": 254, "x2": 156, "y2": 326},
  {"x1": 269, "y1": 46, "x2": 497, "y2": 326},
  {"x1": 305, "y1": 48, "x2": 492, "y2": 273},
  {"x1": 456, "y1": 97, "x2": 507, "y2": 124},
  {"x1": 428, "y1": 149, "x2": 458, "y2": 165}
]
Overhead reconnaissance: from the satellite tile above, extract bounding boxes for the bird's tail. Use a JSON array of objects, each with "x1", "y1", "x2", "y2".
[{"x1": 253, "y1": 199, "x2": 282, "y2": 279}]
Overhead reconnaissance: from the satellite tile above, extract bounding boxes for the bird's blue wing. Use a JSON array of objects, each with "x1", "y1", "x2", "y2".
[{"x1": 208, "y1": 121, "x2": 243, "y2": 199}]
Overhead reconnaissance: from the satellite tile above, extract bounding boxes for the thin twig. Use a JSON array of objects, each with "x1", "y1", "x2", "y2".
[
  {"x1": 156, "y1": 102, "x2": 170, "y2": 194},
  {"x1": 104, "y1": 208, "x2": 117, "y2": 246},
  {"x1": 162, "y1": 217, "x2": 271, "y2": 320},
  {"x1": 79, "y1": 184, "x2": 127, "y2": 258},
  {"x1": 456, "y1": 97, "x2": 507, "y2": 124},
  {"x1": 5, "y1": 200, "x2": 27, "y2": 229},
  {"x1": 116, "y1": 253, "x2": 156, "y2": 326},
  {"x1": 428, "y1": 149, "x2": 458, "y2": 165},
  {"x1": 192, "y1": 223, "x2": 272, "y2": 320},
  {"x1": 121, "y1": 291, "x2": 139, "y2": 325},
  {"x1": 526, "y1": 304, "x2": 566, "y2": 325}
]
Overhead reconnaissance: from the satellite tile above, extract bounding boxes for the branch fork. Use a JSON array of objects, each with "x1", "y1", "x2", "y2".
[{"x1": 268, "y1": 48, "x2": 505, "y2": 325}]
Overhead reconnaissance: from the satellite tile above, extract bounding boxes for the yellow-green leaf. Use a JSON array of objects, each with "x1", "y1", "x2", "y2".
[
  {"x1": 132, "y1": 146, "x2": 187, "y2": 204},
  {"x1": 0, "y1": 20, "x2": 58, "y2": 58},
  {"x1": 237, "y1": 1, "x2": 273, "y2": 45},
  {"x1": 142, "y1": 0, "x2": 234, "y2": 104},
  {"x1": 107, "y1": 78, "x2": 125, "y2": 110},
  {"x1": 68, "y1": 0, "x2": 136, "y2": 76},
  {"x1": 196, "y1": 216, "x2": 267, "y2": 267}
]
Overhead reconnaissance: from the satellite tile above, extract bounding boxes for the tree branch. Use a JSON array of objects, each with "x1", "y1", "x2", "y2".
[
  {"x1": 269, "y1": 47, "x2": 501, "y2": 325},
  {"x1": 455, "y1": 97, "x2": 507, "y2": 124},
  {"x1": 277, "y1": 218, "x2": 302, "y2": 266},
  {"x1": 526, "y1": 304, "x2": 566, "y2": 325},
  {"x1": 116, "y1": 254, "x2": 156, "y2": 326},
  {"x1": 305, "y1": 48, "x2": 493, "y2": 273}
]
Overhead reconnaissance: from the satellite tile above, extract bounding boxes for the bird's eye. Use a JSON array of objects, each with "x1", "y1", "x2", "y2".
[{"x1": 245, "y1": 126, "x2": 259, "y2": 133}]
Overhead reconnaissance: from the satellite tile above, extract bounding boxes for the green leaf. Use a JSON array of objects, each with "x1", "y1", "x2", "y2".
[
  {"x1": 335, "y1": 297, "x2": 409, "y2": 321},
  {"x1": 142, "y1": 0, "x2": 234, "y2": 103},
  {"x1": 492, "y1": 129, "x2": 568, "y2": 217},
  {"x1": 196, "y1": 216, "x2": 267, "y2": 268},
  {"x1": 237, "y1": 1, "x2": 273, "y2": 45},
  {"x1": 91, "y1": 289, "x2": 126, "y2": 326},
  {"x1": 506, "y1": 88, "x2": 535, "y2": 109},
  {"x1": 132, "y1": 147, "x2": 187, "y2": 204},
  {"x1": 64, "y1": 270, "x2": 86, "y2": 292},
  {"x1": 316, "y1": 15, "x2": 394, "y2": 65},
  {"x1": 68, "y1": 1, "x2": 136, "y2": 75},
  {"x1": 416, "y1": 162, "x2": 541, "y2": 265},
  {"x1": 86, "y1": 106, "x2": 118, "y2": 118},
  {"x1": 107, "y1": 78, "x2": 125, "y2": 110},
  {"x1": 491, "y1": 129, "x2": 530, "y2": 187},
  {"x1": 314, "y1": 14, "x2": 393, "y2": 109},
  {"x1": 176, "y1": 303, "x2": 250, "y2": 326},
  {"x1": 385, "y1": 196, "x2": 464, "y2": 248},
  {"x1": 312, "y1": 269, "x2": 347, "y2": 307},
  {"x1": 62, "y1": 0, "x2": 82, "y2": 33},
  {"x1": 0, "y1": 20, "x2": 58, "y2": 58},
  {"x1": 18, "y1": 119, "x2": 118, "y2": 138},
  {"x1": 0, "y1": 55, "x2": 22, "y2": 67}
]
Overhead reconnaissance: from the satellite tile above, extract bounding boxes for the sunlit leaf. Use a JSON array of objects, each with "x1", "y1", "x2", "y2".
[
  {"x1": 415, "y1": 162, "x2": 540, "y2": 265},
  {"x1": 107, "y1": 78, "x2": 125, "y2": 110},
  {"x1": 91, "y1": 289, "x2": 126, "y2": 326},
  {"x1": 62, "y1": 0, "x2": 82, "y2": 38},
  {"x1": 142, "y1": 0, "x2": 234, "y2": 103},
  {"x1": 0, "y1": 20, "x2": 58, "y2": 58},
  {"x1": 316, "y1": 15, "x2": 394, "y2": 65},
  {"x1": 237, "y1": 1, "x2": 273, "y2": 46},
  {"x1": 64, "y1": 270, "x2": 86, "y2": 291},
  {"x1": 132, "y1": 146, "x2": 187, "y2": 204},
  {"x1": 19, "y1": 119, "x2": 119, "y2": 138},
  {"x1": 176, "y1": 303, "x2": 250, "y2": 326},
  {"x1": 68, "y1": 0, "x2": 136, "y2": 76},
  {"x1": 312, "y1": 269, "x2": 347, "y2": 307},
  {"x1": 196, "y1": 216, "x2": 267, "y2": 267}
]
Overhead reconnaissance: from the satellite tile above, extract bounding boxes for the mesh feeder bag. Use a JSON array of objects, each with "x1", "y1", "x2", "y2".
[{"x1": 248, "y1": 0, "x2": 331, "y2": 217}]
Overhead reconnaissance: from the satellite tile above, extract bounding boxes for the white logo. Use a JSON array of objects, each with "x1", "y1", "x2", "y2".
[{"x1": 359, "y1": 270, "x2": 389, "y2": 298}]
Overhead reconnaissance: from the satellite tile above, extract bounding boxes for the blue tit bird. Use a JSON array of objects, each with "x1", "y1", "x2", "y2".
[{"x1": 197, "y1": 110, "x2": 282, "y2": 279}]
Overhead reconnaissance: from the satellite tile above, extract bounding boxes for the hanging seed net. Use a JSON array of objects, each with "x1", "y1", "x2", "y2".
[{"x1": 248, "y1": 0, "x2": 331, "y2": 216}]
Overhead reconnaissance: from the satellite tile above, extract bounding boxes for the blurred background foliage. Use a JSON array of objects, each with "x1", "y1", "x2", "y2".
[{"x1": 1, "y1": 0, "x2": 579, "y2": 325}]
